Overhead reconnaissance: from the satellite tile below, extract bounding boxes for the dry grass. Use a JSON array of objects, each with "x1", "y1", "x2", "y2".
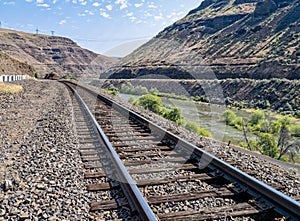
[{"x1": 0, "y1": 82, "x2": 23, "y2": 93}]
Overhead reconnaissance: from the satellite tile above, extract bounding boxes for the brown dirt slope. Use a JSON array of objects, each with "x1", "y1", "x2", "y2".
[
  {"x1": 102, "y1": 0, "x2": 300, "y2": 80},
  {"x1": 0, "y1": 28, "x2": 118, "y2": 78},
  {"x1": 0, "y1": 49, "x2": 35, "y2": 76}
]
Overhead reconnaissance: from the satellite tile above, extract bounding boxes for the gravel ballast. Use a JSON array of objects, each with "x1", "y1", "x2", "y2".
[
  {"x1": 1, "y1": 80, "x2": 299, "y2": 220},
  {"x1": 0, "y1": 80, "x2": 93, "y2": 220}
]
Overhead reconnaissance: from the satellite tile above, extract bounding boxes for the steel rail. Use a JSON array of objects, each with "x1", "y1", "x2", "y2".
[
  {"x1": 65, "y1": 81, "x2": 300, "y2": 220},
  {"x1": 65, "y1": 82, "x2": 158, "y2": 221}
]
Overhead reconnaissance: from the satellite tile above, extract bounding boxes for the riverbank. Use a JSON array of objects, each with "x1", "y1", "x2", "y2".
[{"x1": 91, "y1": 78, "x2": 300, "y2": 117}]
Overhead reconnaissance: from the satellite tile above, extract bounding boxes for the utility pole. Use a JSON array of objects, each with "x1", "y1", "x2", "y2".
[
  {"x1": 51, "y1": 31, "x2": 54, "y2": 36},
  {"x1": 36, "y1": 28, "x2": 39, "y2": 35}
]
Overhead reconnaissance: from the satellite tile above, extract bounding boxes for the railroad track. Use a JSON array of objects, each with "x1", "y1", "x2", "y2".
[{"x1": 63, "y1": 81, "x2": 300, "y2": 220}]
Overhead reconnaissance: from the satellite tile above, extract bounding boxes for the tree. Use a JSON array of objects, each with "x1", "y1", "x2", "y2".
[
  {"x1": 277, "y1": 124, "x2": 300, "y2": 161},
  {"x1": 238, "y1": 111, "x2": 298, "y2": 161}
]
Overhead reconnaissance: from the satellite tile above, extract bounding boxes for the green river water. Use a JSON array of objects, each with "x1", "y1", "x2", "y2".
[{"x1": 119, "y1": 93, "x2": 255, "y2": 146}]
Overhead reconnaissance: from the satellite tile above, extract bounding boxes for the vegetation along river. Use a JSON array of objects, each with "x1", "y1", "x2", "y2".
[{"x1": 118, "y1": 93, "x2": 256, "y2": 146}]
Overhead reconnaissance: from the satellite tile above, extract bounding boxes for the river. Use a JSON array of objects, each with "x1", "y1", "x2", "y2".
[{"x1": 118, "y1": 93, "x2": 255, "y2": 146}]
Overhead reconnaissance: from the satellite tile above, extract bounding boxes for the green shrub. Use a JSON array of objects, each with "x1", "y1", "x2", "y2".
[
  {"x1": 136, "y1": 85, "x2": 148, "y2": 95},
  {"x1": 249, "y1": 110, "x2": 265, "y2": 125},
  {"x1": 192, "y1": 95, "x2": 209, "y2": 103},
  {"x1": 34, "y1": 72, "x2": 40, "y2": 78},
  {"x1": 278, "y1": 116, "x2": 292, "y2": 127},
  {"x1": 120, "y1": 82, "x2": 148, "y2": 95},
  {"x1": 257, "y1": 132, "x2": 280, "y2": 158},
  {"x1": 184, "y1": 121, "x2": 212, "y2": 137},
  {"x1": 103, "y1": 88, "x2": 118, "y2": 96},
  {"x1": 291, "y1": 124, "x2": 300, "y2": 137},
  {"x1": 223, "y1": 110, "x2": 237, "y2": 126},
  {"x1": 295, "y1": 111, "x2": 300, "y2": 119},
  {"x1": 271, "y1": 120, "x2": 282, "y2": 134},
  {"x1": 149, "y1": 87, "x2": 159, "y2": 95},
  {"x1": 128, "y1": 96, "x2": 139, "y2": 105},
  {"x1": 69, "y1": 75, "x2": 78, "y2": 81},
  {"x1": 139, "y1": 94, "x2": 162, "y2": 114},
  {"x1": 162, "y1": 106, "x2": 184, "y2": 124},
  {"x1": 198, "y1": 127, "x2": 212, "y2": 137},
  {"x1": 120, "y1": 82, "x2": 133, "y2": 94},
  {"x1": 233, "y1": 116, "x2": 243, "y2": 130}
]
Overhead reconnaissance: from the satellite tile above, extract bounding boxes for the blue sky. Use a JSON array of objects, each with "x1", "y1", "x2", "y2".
[{"x1": 0, "y1": 0, "x2": 201, "y2": 57}]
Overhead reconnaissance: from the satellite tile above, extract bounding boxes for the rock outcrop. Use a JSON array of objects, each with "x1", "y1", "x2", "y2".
[{"x1": 0, "y1": 49, "x2": 35, "y2": 76}]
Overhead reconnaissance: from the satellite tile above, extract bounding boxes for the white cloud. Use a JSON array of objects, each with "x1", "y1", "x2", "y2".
[
  {"x1": 37, "y1": 3, "x2": 50, "y2": 7},
  {"x1": 25, "y1": 0, "x2": 33, "y2": 2},
  {"x1": 129, "y1": 16, "x2": 136, "y2": 21},
  {"x1": 126, "y1": 12, "x2": 133, "y2": 17},
  {"x1": 106, "y1": 4, "x2": 112, "y2": 11},
  {"x1": 52, "y1": 0, "x2": 58, "y2": 3},
  {"x1": 134, "y1": 3, "x2": 142, "y2": 8},
  {"x1": 84, "y1": 9, "x2": 94, "y2": 15},
  {"x1": 100, "y1": 11, "x2": 110, "y2": 18},
  {"x1": 36, "y1": 0, "x2": 44, "y2": 3},
  {"x1": 92, "y1": 2, "x2": 100, "y2": 7},
  {"x1": 59, "y1": 19, "x2": 66, "y2": 25},
  {"x1": 72, "y1": 0, "x2": 77, "y2": 4},
  {"x1": 154, "y1": 14, "x2": 163, "y2": 20},
  {"x1": 148, "y1": 3, "x2": 157, "y2": 9},
  {"x1": 115, "y1": 0, "x2": 128, "y2": 10}
]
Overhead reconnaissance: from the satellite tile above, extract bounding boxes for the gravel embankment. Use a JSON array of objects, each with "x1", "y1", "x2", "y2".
[
  {"x1": 0, "y1": 80, "x2": 94, "y2": 220},
  {"x1": 84, "y1": 83, "x2": 300, "y2": 202}
]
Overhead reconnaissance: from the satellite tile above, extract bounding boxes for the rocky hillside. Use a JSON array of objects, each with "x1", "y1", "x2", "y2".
[
  {"x1": 0, "y1": 49, "x2": 35, "y2": 76},
  {"x1": 0, "y1": 28, "x2": 117, "y2": 78},
  {"x1": 102, "y1": 0, "x2": 300, "y2": 79}
]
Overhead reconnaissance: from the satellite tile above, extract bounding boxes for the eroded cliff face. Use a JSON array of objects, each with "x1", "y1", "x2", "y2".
[
  {"x1": 0, "y1": 28, "x2": 117, "y2": 78},
  {"x1": 103, "y1": 0, "x2": 299, "y2": 80},
  {"x1": 0, "y1": 49, "x2": 35, "y2": 76}
]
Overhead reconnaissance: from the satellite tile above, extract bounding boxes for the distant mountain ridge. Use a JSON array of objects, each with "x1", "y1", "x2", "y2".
[
  {"x1": 102, "y1": 0, "x2": 300, "y2": 79},
  {"x1": 0, "y1": 28, "x2": 117, "y2": 78}
]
